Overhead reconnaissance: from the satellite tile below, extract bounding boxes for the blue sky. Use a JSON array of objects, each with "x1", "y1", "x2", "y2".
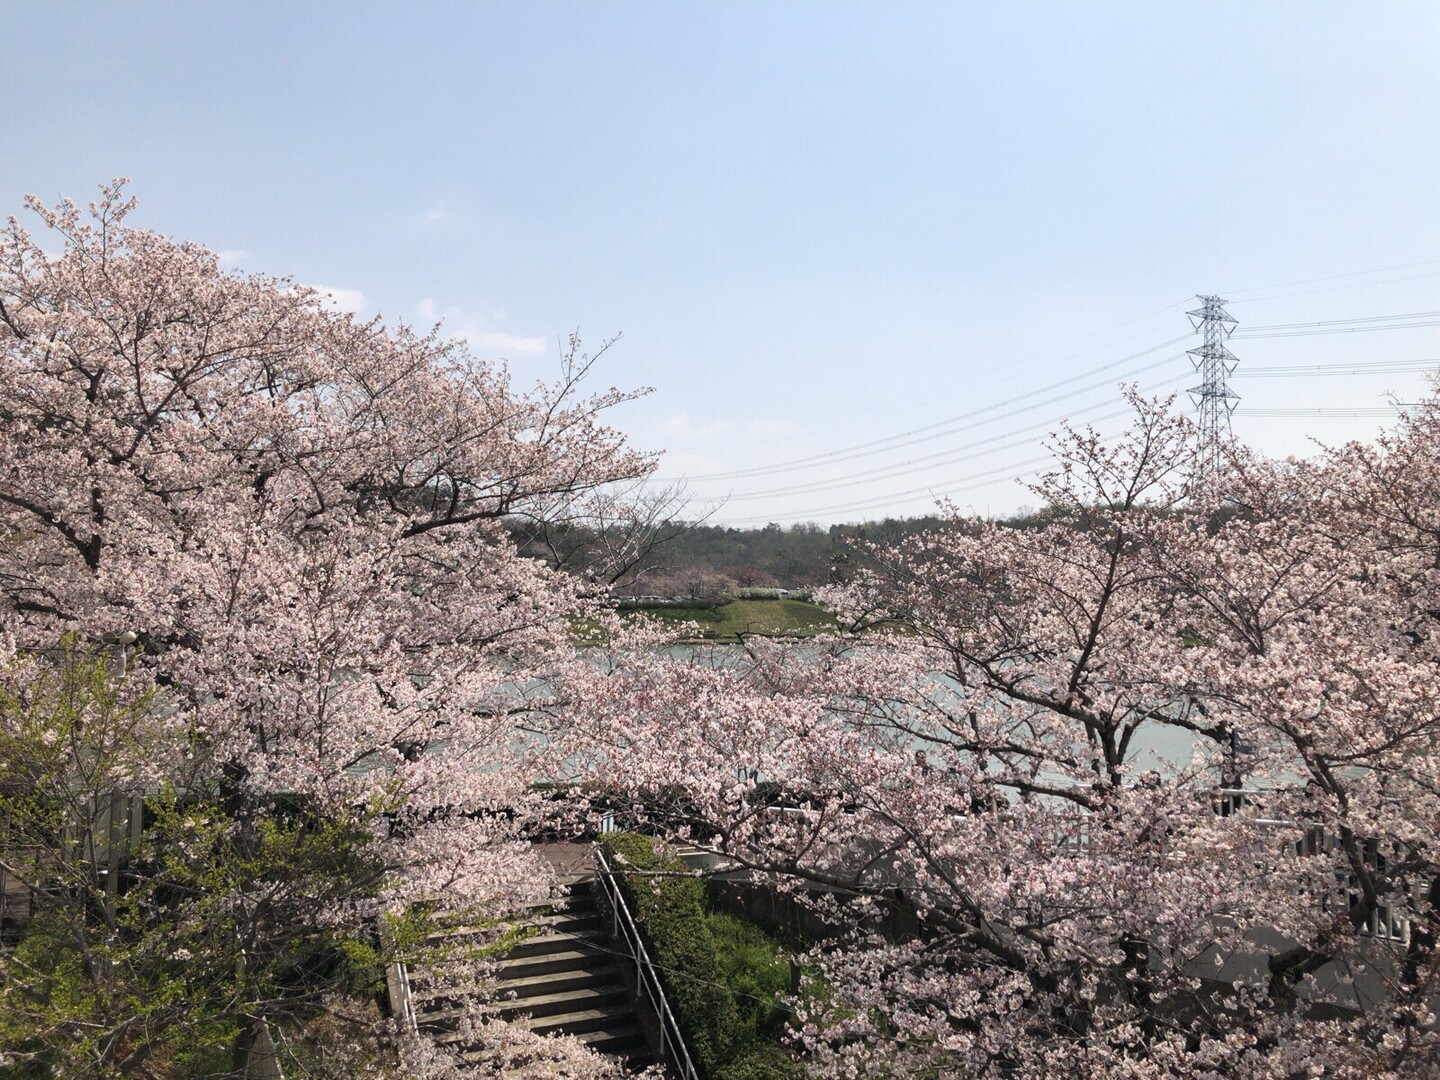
[{"x1": 5, "y1": 2, "x2": 1438, "y2": 524}]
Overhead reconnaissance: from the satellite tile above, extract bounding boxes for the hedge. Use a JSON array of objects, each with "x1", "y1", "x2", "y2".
[{"x1": 599, "y1": 833, "x2": 795, "y2": 1080}]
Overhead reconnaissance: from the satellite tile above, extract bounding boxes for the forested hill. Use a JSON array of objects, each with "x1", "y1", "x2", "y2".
[
  {"x1": 634, "y1": 518, "x2": 950, "y2": 589},
  {"x1": 512, "y1": 510, "x2": 1051, "y2": 595}
]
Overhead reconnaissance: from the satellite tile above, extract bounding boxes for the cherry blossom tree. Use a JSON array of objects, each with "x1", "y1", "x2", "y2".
[
  {"x1": 561, "y1": 390, "x2": 1440, "y2": 1078},
  {"x1": 0, "y1": 182, "x2": 652, "y2": 1074}
]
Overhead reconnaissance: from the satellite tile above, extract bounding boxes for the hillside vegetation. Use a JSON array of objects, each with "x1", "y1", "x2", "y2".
[{"x1": 636, "y1": 598, "x2": 835, "y2": 640}]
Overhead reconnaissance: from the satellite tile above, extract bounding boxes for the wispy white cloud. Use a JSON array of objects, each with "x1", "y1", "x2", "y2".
[
  {"x1": 460, "y1": 329, "x2": 549, "y2": 353},
  {"x1": 217, "y1": 249, "x2": 248, "y2": 268},
  {"x1": 414, "y1": 297, "x2": 546, "y2": 354},
  {"x1": 653, "y1": 451, "x2": 730, "y2": 477},
  {"x1": 425, "y1": 204, "x2": 451, "y2": 224},
  {"x1": 309, "y1": 284, "x2": 367, "y2": 313},
  {"x1": 664, "y1": 414, "x2": 731, "y2": 439}
]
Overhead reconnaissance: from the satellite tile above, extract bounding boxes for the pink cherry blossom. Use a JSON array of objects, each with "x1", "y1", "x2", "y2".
[
  {"x1": 558, "y1": 387, "x2": 1440, "y2": 1077},
  {"x1": 0, "y1": 182, "x2": 656, "y2": 1074}
]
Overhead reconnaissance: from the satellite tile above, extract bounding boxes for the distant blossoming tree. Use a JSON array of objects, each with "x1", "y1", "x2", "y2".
[
  {"x1": 561, "y1": 390, "x2": 1440, "y2": 1078},
  {"x1": 0, "y1": 182, "x2": 652, "y2": 1074}
]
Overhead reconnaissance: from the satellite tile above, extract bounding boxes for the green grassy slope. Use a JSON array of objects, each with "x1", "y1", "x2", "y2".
[{"x1": 636, "y1": 599, "x2": 835, "y2": 640}]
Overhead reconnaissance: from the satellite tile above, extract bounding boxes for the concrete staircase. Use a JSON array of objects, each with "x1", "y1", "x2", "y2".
[{"x1": 409, "y1": 877, "x2": 660, "y2": 1073}]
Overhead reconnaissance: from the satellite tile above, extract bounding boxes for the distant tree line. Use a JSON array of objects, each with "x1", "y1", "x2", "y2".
[{"x1": 510, "y1": 508, "x2": 1052, "y2": 596}]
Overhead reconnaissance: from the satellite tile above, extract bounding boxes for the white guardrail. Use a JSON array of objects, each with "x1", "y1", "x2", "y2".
[
  {"x1": 381, "y1": 915, "x2": 420, "y2": 1037},
  {"x1": 594, "y1": 847, "x2": 701, "y2": 1080}
]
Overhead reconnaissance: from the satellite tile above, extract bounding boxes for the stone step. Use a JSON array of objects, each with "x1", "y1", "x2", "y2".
[
  {"x1": 412, "y1": 1012, "x2": 647, "y2": 1055},
  {"x1": 408, "y1": 978, "x2": 490, "y2": 1007},
  {"x1": 488, "y1": 982, "x2": 630, "y2": 1020},
  {"x1": 459, "y1": 1045, "x2": 658, "y2": 1078},
  {"x1": 420, "y1": 924, "x2": 530, "y2": 952},
  {"x1": 494, "y1": 965, "x2": 628, "y2": 1000},
  {"x1": 532, "y1": 910, "x2": 603, "y2": 936},
  {"x1": 520, "y1": 877, "x2": 593, "y2": 908},
  {"x1": 436, "y1": 1018, "x2": 645, "y2": 1056},
  {"x1": 428, "y1": 1012, "x2": 658, "y2": 1070},
  {"x1": 415, "y1": 1012, "x2": 465, "y2": 1037},
  {"x1": 408, "y1": 954, "x2": 626, "y2": 1009},
  {"x1": 505, "y1": 928, "x2": 610, "y2": 961},
  {"x1": 524, "y1": 1003, "x2": 637, "y2": 1038},
  {"x1": 545, "y1": 896, "x2": 597, "y2": 920},
  {"x1": 573, "y1": 1021, "x2": 650, "y2": 1058},
  {"x1": 419, "y1": 981, "x2": 631, "y2": 1030},
  {"x1": 422, "y1": 901, "x2": 598, "y2": 946},
  {"x1": 400, "y1": 866, "x2": 658, "y2": 1073},
  {"x1": 497, "y1": 945, "x2": 614, "y2": 982}
]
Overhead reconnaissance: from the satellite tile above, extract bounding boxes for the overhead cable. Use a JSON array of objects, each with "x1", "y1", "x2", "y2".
[
  {"x1": 679, "y1": 337, "x2": 1192, "y2": 482},
  {"x1": 721, "y1": 373, "x2": 1192, "y2": 502}
]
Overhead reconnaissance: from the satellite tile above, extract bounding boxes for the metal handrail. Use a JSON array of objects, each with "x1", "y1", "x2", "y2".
[
  {"x1": 594, "y1": 847, "x2": 701, "y2": 1080},
  {"x1": 380, "y1": 916, "x2": 419, "y2": 1036},
  {"x1": 392, "y1": 958, "x2": 419, "y2": 1035}
]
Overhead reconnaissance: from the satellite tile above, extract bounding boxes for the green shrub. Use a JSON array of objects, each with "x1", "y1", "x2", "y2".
[
  {"x1": 598, "y1": 834, "x2": 800, "y2": 1078},
  {"x1": 709, "y1": 912, "x2": 792, "y2": 1039},
  {"x1": 717, "y1": 1045, "x2": 798, "y2": 1080},
  {"x1": 600, "y1": 833, "x2": 738, "y2": 1077},
  {"x1": 602, "y1": 831, "x2": 707, "y2": 913}
]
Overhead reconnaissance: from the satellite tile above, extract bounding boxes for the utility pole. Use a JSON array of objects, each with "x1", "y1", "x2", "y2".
[{"x1": 1187, "y1": 295, "x2": 1239, "y2": 488}]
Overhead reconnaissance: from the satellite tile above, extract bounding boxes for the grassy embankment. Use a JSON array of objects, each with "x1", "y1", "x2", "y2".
[{"x1": 634, "y1": 599, "x2": 835, "y2": 641}]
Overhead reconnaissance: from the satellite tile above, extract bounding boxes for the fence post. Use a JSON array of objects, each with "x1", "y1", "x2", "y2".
[{"x1": 106, "y1": 793, "x2": 122, "y2": 898}]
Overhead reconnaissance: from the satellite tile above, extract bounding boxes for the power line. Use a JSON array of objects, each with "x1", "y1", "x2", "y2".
[
  {"x1": 1221, "y1": 259, "x2": 1440, "y2": 299},
  {"x1": 714, "y1": 346, "x2": 1434, "y2": 521},
  {"x1": 1237, "y1": 358, "x2": 1438, "y2": 378},
  {"x1": 722, "y1": 373, "x2": 1193, "y2": 502},
  {"x1": 676, "y1": 337, "x2": 1193, "y2": 482},
  {"x1": 719, "y1": 456, "x2": 1057, "y2": 526},
  {"x1": 660, "y1": 307, "x2": 1438, "y2": 491},
  {"x1": 1234, "y1": 319, "x2": 1440, "y2": 340},
  {"x1": 673, "y1": 311, "x2": 1439, "y2": 489},
  {"x1": 1235, "y1": 310, "x2": 1440, "y2": 331},
  {"x1": 720, "y1": 351, "x2": 1428, "y2": 512},
  {"x1": 1239, "y1": 407, "x2": 1403, "y2": 418},
  {"x1": 1223, "y1": 269, "x2": 1440, "y2": 306},
  {"x1": 700, "y1": 351, "x2": 1188, "y2": 486},
  {"x1": 673, "y1": 299, "x2": 1197, "y2": 458},
  {"x1": 695, "y1": 290, "x2": 1440, "y2": 524}
]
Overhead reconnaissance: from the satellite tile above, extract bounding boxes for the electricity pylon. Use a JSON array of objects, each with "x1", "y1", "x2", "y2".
[{"x1": 1187, "y1": 295, "x2": 1239, "y2": 489}]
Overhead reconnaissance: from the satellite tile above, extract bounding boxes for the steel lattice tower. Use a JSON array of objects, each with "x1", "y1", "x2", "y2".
[{"x1": 1187, "y1": 295, "x2": 1239, "y2": 487}]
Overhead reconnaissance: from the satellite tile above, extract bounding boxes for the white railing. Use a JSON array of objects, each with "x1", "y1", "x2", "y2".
[
  {"x1": 594, "y1": 847, "x2": 701, "y2": 1080},
  {"x1": 1217, "y1": 788, "x2": 1413, "y2": 943},
  {"x1": 380, "y1": 916, "x2": 419, "y2": 1036},
  {"x1": 392, "y1": 959, "x2": 419, "y2": 1035}
]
